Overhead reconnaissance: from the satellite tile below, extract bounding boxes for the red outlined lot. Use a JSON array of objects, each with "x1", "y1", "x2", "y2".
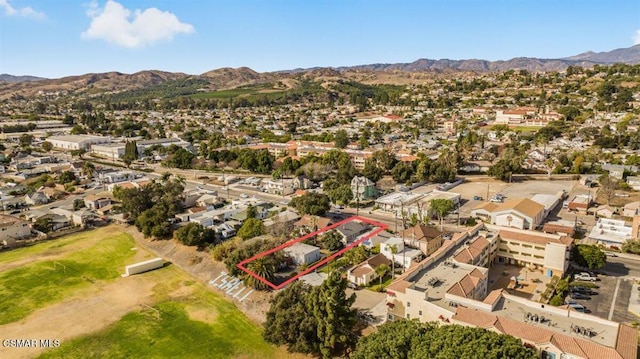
[{"x1": 237, "y1": 216, "x2": 388, "y2": 290}]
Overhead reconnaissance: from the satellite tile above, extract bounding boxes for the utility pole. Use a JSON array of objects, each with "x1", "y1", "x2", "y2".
[
  {"x1": 356, "y1": 178, "x2": 360, "y2": 217},
  {"x1": 486, "y1": 183, "x2": 489, "y2": 201}
]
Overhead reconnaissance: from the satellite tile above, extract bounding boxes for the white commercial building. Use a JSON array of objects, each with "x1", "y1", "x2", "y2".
[
  {"x1": 46, "y1": 135, "x2": 111, "y2": 151},
  {"x1": 589, "y1": 218, "x2": 633, "y2": 248}
]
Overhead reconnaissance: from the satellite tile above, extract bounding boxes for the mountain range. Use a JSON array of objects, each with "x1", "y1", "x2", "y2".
[{"x1": 1, "y1": 44, "x2": 639, "y2": 99}]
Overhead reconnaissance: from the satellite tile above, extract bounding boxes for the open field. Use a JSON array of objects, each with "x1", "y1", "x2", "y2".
[
  {"x1": 0, "y1": 229, "x2": 141, "y2": 325},
  {"x1": 0, "y1": 225, "x2": 306, "y2": 359}
]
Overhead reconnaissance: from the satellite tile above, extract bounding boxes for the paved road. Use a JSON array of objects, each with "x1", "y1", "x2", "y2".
[{"x1": 602, "y1": 256, "x2": 640, "y2": 279}]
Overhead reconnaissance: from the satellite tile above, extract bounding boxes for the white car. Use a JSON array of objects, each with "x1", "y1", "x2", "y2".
[
  {"x1": 574, "y1": 273, "x2": 597, "y2": 282},
  {"x1": 240, "y1": 193, "x2": 249, "y2": 198}
]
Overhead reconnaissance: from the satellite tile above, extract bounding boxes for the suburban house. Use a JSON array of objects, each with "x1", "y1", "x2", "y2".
[
  {"x1": 623, "y1": 201, "x2": 640, "y2": 217},
  {"x1": 0, "y1": 214, "x2": 31, "y2": 245},
  {"x1": 84, "y1": 194, "x2": 112, "y2": 210},
  {"x1": 381, "y1": 237, "x2": 423, "y2": 269},
  {"x1": 399, "y1": 224, "x2": 444, "y2": 256},
  {"x1": 347, "y1": 253, "x2": 392, "y2": 286},
  {"x1": 24, "y1": 191, "x2": 49, "y2": 205},
  {"x1": 263, "y1": 179, "x2": 295, "y2": 196},
  {"x1": 335, "y1": 221, "x2": 371, "y2": 244},
  {"x1": 294, "y1": 215, "x2": 333, "y2": 233},
  {"x1": 212, "y1": 222, "x2": 236, "y2": 240},
  {"x1": 283, "y1": 242, "x2": 321, "y2": 266},
  {"x1": 602, "y1": 164, "x2": 638, "y2": 180},
  {"x1": 471, "y1": 198, "x2": 545, "y2": 230},
  {"x1": 362, "y1": 230, "x2": 394, "y2": 249},
  {"x1": 627, "y1": 176, "x2": 640, "y2": 191},
  {"x1": 351, "y1": 176, "x2": 377, "y2": 201}
]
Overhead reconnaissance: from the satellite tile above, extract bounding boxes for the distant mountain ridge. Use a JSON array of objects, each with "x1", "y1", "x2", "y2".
[
  {"x1": 1, "y1": 44, "x2": 639, "y2": 99},
  {"x1": 0, "y1": 74, "x2": 47, "y2": 82},
  {"x1": 334, "y1": 44, "x2": 640, "y2": 73}
]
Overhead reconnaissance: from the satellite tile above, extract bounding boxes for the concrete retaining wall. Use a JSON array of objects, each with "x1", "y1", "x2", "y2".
[{"x1": 125, "y1": 257, "x2": 164, "y2": 276}]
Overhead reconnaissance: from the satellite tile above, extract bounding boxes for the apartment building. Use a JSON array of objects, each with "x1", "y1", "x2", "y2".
[{"x1": 492, "y1": 226, "x2": 572, "y2": 277}]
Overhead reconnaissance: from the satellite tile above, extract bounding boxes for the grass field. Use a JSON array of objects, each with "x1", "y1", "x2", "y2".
[
  {"x1": 0, "y1": 230, "x2": 137, "y2": 325},
  {"x1": 37, "y1": 292, "x2": 287, "y2": 359},
  {"x1": 0, "y1": 226, "x2": 305, "y2": 359}
]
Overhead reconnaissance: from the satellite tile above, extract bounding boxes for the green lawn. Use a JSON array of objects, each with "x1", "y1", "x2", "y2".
[
  {"x1": 0, "y1": 231, "x2": 136, "y2": 324},
  {"x1": 367, "y1": 274, "x2": 394, "y2": 292},
  {"x1": 0, "y1": 230, "x2": 92, "y2": 264},
  {"x1": 38, "y1": 288, "x2": 286, "y2": 359}
]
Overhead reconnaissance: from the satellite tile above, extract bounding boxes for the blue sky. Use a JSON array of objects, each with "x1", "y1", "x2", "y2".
[{"x1": 1, "y1": 0, "x2": 639, "y2": 78}]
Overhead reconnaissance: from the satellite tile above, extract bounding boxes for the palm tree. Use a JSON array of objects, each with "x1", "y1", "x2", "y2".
[
  {"x1": 390, "y1": 244, "x2": 398, "y2": 278},
  {"x1": 375, "y1": 264, "x2": 391, "y2": 287},
  {"x1": 246, "y1": 257, "x2": 276, "y2": 290}
]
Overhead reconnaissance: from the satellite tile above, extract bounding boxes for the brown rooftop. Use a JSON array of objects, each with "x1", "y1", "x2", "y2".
[{"x1": 453, "y1": 307, "x2": 634, "y2": 359}]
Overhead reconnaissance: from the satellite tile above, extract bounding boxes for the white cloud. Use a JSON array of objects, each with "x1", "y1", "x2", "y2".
[
  {"x1": 81, "y1": 0, "x2": 194, "y2": 48},
  {"x1": 0, "y1": 0, "x2": 45, "y2": 19},
  {"x1": 634, "y1": 29, "x2": 640, "y2": 45}
]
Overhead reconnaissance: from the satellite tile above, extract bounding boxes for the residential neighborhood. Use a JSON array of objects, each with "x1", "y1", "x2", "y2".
[{"x1": 2, "y1": 2, "x2": 640, "y2": 357}]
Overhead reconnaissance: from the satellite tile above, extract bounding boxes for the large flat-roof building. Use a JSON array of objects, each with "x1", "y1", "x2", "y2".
[
  {"x1": 472, "y1": 198, "x2": 546, "y2": 230},
  {"x1": 46, "y1": 135, "x2": 110, "y2": 151}
]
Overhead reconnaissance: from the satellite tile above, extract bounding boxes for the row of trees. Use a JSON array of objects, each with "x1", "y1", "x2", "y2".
[
  {"x1": 113, "y1": 174, "x2": 185, "y2": 238},
  {"x1": 352, "y1": 319, "x2": 537, "y2": 359}
]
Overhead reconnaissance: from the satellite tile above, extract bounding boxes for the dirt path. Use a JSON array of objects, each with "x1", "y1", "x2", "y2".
[{"x1": 0, "y1": 275, "x2": 156, "y2": 359}]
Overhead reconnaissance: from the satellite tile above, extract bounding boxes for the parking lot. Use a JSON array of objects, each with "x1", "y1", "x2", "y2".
[
  {"x1": 455, "y1": 180, "x2": 577, "y2": 218},
  {"x1": 569, "y1": 274, "x2": 635, "y2": 323}
]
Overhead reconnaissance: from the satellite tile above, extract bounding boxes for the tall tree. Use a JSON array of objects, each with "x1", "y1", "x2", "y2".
[
  {"x1": 572, "y1": 245, "x2": 606, "y2": 270},
  {"x1": 334, "y1": 129, "x2": 349, "y2": 149},
  {"x1": 307, "y1": 271, "x2": 358, "y2": 358},
  {"x1": 375, "y1": 263, "x2": 391, "y2": 287},
  {"x1": 430, "y1": 198, "x2": 454, "y2": 231},
  {"x1": 598, "y1": 174, "x2": 619, "y2": 205}
]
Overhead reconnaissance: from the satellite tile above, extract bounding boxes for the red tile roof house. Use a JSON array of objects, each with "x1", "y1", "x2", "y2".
[{"x1": 347, "y1": 253, "x2": 392, "y2": 286}]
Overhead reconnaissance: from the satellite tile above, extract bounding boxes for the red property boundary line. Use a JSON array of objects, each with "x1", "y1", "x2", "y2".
[{"x1": 237, "y1": 216, "x2": 388, "y2": 290}]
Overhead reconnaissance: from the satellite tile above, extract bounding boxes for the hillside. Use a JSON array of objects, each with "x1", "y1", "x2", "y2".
[
  {"x1": 2, "y1": 44, "x2": 639, "y2": 100},
  {"x1": 0, "y1": 74, "x2": 46, "y2": 83}
]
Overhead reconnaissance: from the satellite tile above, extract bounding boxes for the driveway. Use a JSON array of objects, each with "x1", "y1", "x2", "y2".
[{"x1": 348, "y1": 288, "x2": 387, "y2": 325}]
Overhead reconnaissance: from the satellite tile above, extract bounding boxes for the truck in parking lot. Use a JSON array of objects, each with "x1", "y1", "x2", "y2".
[{"x1": 574, "y1": 272, "x2": 597, "y2": 282}]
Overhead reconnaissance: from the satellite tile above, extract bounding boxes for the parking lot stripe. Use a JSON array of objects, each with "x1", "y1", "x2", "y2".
[{"x1": 608, "y1": 277, "x2": 622, "y2": 320}]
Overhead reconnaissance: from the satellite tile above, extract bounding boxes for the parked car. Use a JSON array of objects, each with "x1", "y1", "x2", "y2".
[
  {"x1": 240, "y1": 193, "x2": 249, "y2": 198},
  {"x1": 570, "y1": 292, "x2": 591, "y2": 300},
  {"x1": 568, "y1": 303, "x2": 586, "y2": 312},
  {"x1": 605, "y1": 252, "x2": 618, "y2": 257},
  {"x1": 574, "y1": 273, "x2": 597, "y2": 282},
  {"x1": 473, "y1": 196, "x2": 483, "y2": 201},
  {"x1": 571, "y1": 286, "x2": 596, "y2": 295},
  {"x1": 490, "y1": 197, "x2": 503, "y2": 203}
]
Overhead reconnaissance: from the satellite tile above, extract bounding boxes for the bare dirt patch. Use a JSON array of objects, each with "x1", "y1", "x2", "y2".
[{"x1": 0, "y1": 274, "x2": 157, "y2": 359}]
